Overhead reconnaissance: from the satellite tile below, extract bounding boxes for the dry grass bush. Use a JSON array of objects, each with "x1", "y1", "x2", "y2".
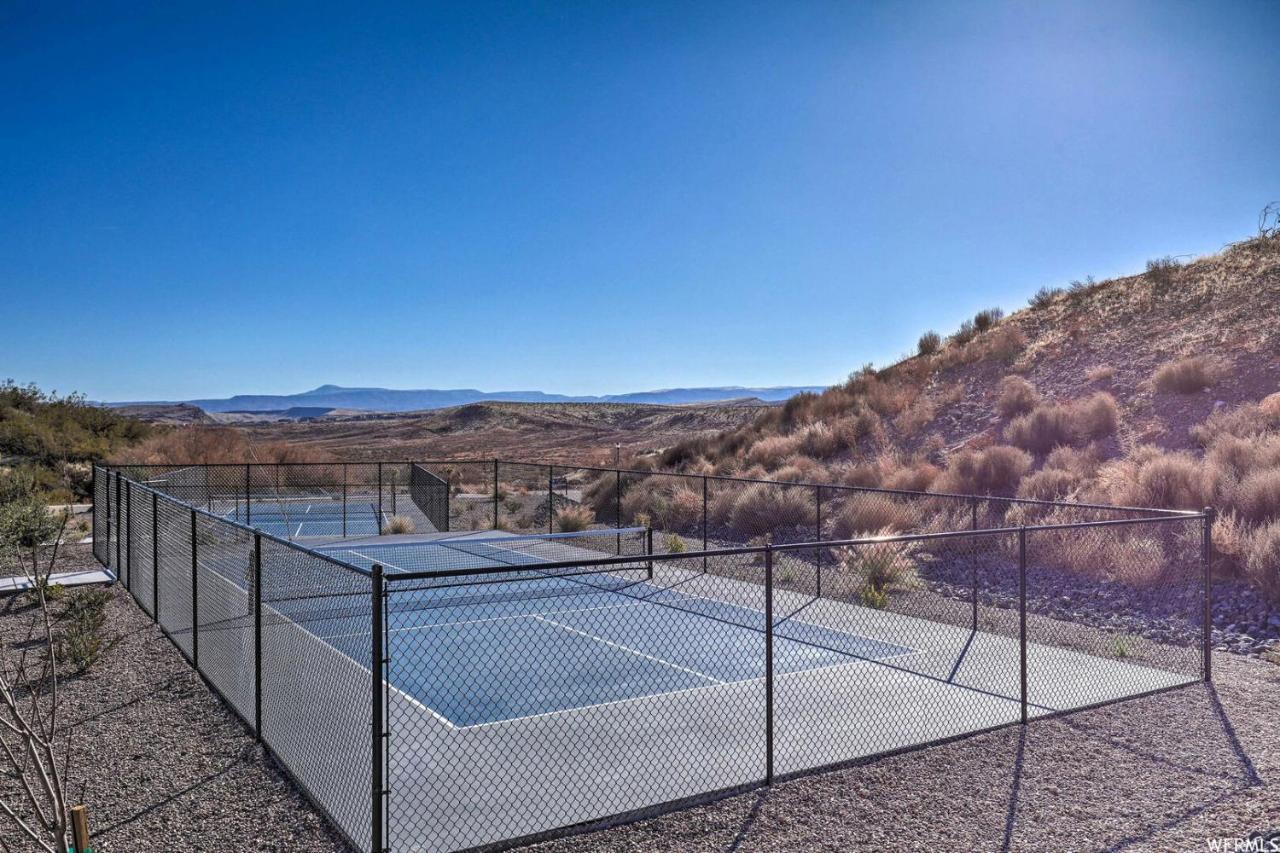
[
  {"x1": 860, "y1": 375, "x2": 915, "y2": 418},
  {"x1": 1135, "y1": 452, "x2": 1210, "y2": 510},
  {"x1": 1152, "y1": 355, "x2": 1226, "y2": 394},
  {"x1": 838, "y1": 463, "x2": 881, "y2": 488},
  {"x1": 1232, "y1": 470, "x2": 1280, "y2": 524},
  {"x1": 973, "y1": 307, "x2": 1005, "y2": 332},
  {"x1": 1044, "y1": 444, "x2": 1102, "y2": 478},
  {"x1": 997, "y1": 376, "x2": 1040, "y2": 418},
  {"x1": 114, "y1": 426, "x2": 335, "y2": 465},
  {"x1": 794, "y1": 422, "x2": 843, "y2": 460},
  {"x1": 882, "y1": 461, "x2": 940, "y2": 492},
  {"x1": 707, "y1": 488, "x2": 738, "y2": 528},
  {"x1": 980, "y1": 326, "x2": 1027, "y2": 363},
  {"x1": 1191, "y1": 400, "x2": 1280, "y2": 445},
  {"x1": 934, "y1": 445, "x2": 1032, "y2": 496},
  {"x1": 1017, "y1": 468, "x2": 1079, "y2": 501},
  {"x1": 727, "y1": 483, "x2": 815, "y2": 537},
  {"x1": 620, "y1": 479, "x2": 703, "y2": 532},
  {"x1": 1145, "y1": 256, "x2": 1183, "y2": 294},
  {"x1": 1210, "y1": 511, "x2": 1250, "y2": 574},
  {"x1": 1206, "y1": 434, "x2": 1280, "y2": 483},
  {"x1": 894, "y1": 398, "x2": 936, "y2": 437},
  {"x1": 951, "y1": 319, "x2": 978, "y2": 346},
  {"x1": 1245, "y1": 521, "x2": 1280, "y2": 601},
  {"x1": 1029, "y1": 286, "x2": 1063, "y2": 309},
  {"x1": 828, "y1": 495, "x2": 920, "y2": 540},
  {"x1": 1085, "y1": 365, "x2": 1115, "y2": 383},
  {"x1": 917, "y1": 331, "x2": 942, "y2": 355},
  {"x1": 1005, "y1": 393, "x2": 1119, "y2": 453},
  {"x1": 583, "y1": 473, "x2": 618, "y2": 518},
  {"x1": 745, "y1": 434, "x2": 800, "y2": 469},
  {"x1": 555, "y1": 504, "x2": 594, "y2": 532},
  {"x1": 384, "y1": 515, "x2": 415, "y2": 534}
]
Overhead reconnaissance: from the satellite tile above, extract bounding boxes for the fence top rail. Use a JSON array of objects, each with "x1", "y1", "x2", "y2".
[
  {"x1": 378, "y1": 511, "x2": 1206, "y2": 582},
  {"x1": 114, "y1": 473, "x2": 374, "y2": 579},
  {"x1": 98, "y1": 459, "x2": 1197, "y2": 520}
]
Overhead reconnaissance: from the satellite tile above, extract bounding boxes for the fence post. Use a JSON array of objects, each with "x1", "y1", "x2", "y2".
[
  {"x1": 764, "y1": 538, "x2": 775, "y2": 785},
  {"x1": 125, "y1": 482, "x2": 132, "y2": 591},
  {"x1": 971, "y1": 498, "x2": 978, "y2": 531},
  {"x1": 814, "y1": 485, "x2": 823, "y2": 598},
  {"x1": 102, "y1": 467, "x2": 110, "y2": 570},
  {"x1": 342, "y1": 464, "x2": 348, "y2": 538},
  {"x1": 191, "y1": 508, "x2": 199, "y2": 668},
  {"x1": 1203, "y1": 507, "x2": 1215, "y2": 682},
  {"x1": 645, "y1": 526, "x2": 654, "y2": 580},
  {"x1": 377, "y1": 463, "x2": 383, "y2": 534},
  {"x1": 253, "y1": 531, "x2": 263, "y2": 741},
  {"x1": 1018, "y1": 526, "x2": 1028, "y2": 725},
  {"x1": 151, "y1": 491, "x2": 159, "y2": 622},
  {"x1": 371, "y1": 563, "x2": 385, "y2": 853},
  {"x1": 492, "y1": 460, "x2": 499, "y2": 530},
  {"x1": 91, "y1": 465, "x2": 97, "y2": 561},
  {"x1": 615, "y1": 468, "x2": 622, "y2": 555},
  {"x1": 245, "y1": 464, "x2": 252, "y2": 527},
  {"x1": 548, "y1": 465, "x2": 555, "y2": 534},
  {"x1": 115, "y1": 474, "x2": 122, "y2": 575},
  {"x1": 702, "y1": 476, "x2": 709, "y2": 573}
]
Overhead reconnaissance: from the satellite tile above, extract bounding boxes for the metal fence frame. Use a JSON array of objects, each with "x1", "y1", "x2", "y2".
[{"x1": 91, "y1": 461, "x2": 1211, "y2": 853}]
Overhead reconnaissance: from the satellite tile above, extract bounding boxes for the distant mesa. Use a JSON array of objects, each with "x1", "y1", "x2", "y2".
[{"x1": 110, "y1": 384, "x2": 825, "y2": 418}]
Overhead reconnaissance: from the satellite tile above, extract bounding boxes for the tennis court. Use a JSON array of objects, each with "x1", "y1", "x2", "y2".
[
  {"x1": 218, "y1": 497, "x2": 383, "y2": 537},
  {"x1": 309, "y1": 531, "x2": 915, "y2": 727}
]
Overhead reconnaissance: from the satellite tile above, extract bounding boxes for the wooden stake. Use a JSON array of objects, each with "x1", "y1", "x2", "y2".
[{"x1": 71, "y1": 804, "x2": 92, "y2": 853}]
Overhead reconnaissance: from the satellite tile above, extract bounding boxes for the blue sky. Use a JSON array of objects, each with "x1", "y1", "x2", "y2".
[{"x1": 2, "y1": 1, "x2": 1277, "y2": 402}]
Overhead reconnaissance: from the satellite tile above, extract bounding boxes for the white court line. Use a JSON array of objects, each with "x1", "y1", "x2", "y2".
[{"x1": 532, "y1": 615, "x2": 725, "y2": 685}]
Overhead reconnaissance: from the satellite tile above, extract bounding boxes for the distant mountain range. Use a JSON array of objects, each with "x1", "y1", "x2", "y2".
[{"x1": 112, "y1": 384, "x2": 826, "y2": 414}]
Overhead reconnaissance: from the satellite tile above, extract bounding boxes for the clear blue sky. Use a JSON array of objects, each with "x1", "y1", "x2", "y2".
[{"x1": 2, "y1": 1, "x2": 1277, "y2": 402}]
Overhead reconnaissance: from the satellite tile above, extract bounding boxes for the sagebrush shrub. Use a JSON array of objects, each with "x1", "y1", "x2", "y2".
[
  {"x1": 727, "y1": 483, "x2": 814, "y2": 538},
  {"x1": 882, "y1": 461, "x2": 940, "y2": 492},
  {"x1": 997, "y1": 376, "x2": 1039, "y2": 418},
  {"x1": 934, "y1": 445, "x2": 1032, "y2": 496},
  {"x1": 1005, "y1": 393, "x2": 1118, "y2": 453},
  {"x1": 384, "y1": 515, "x2": 415, "y2": 534},
  {"x1": 951, "y1": 319, "x2": 978, "y2": 346},
  {"x1": 1017, "y1": 468, "x2": 1079, "y2": 501},
  {"x1": 973, "y1": 307, "x2": 1004, "y2": 332},
  {"x1": 1153, "y1": 356, "x2": 1224, "y2": 394},
  {"x1": 555, "y1": 504, "x2": 594, "y2": 532},
  {"x1": 746, "y1": 434, "x2": 800, "y2": 469},
  {"x1": 1232, "y1": 470, "x2": 1280, "y2": 523},
  {"x1": 917, "y1": 331, "x2": 942, "y2": 356},
  {"x1": 1135, "y1": 453, "x2": 1209, "y2": 510},
  {"x1": 1145, "y1": 256, "x2": 1183, "y2": 293},
  {"x1": 829, "y1": 495, "x2": 919, "y2": 540},
  {"x1": 1029, "y1": 286, "x2": 1063, "y2": 309},
  {"x1": 1245, "y1": 521, "x2": 1280, "y2": 602}
]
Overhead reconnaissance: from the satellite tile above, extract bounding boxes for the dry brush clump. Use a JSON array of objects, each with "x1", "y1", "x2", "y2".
[
  {"x1": 1005, "y1": 393, "x2": 1119, "y2": 454},
  {"x1": 1016, "y1": 468, "x2": 1079, "y2": 501},
  {"x1": 554, "y1": 504, "x2": 594, "y2": 532},
  {"x1": 828, "y1": 495, "x2": 920, "y2": 540},
  {"x1": 997, "y1": 376, "x2": 1040, "y2": 418},
  {"x1": 726, "y1": 483, "x2": 815, "y2": 538},
  {"x1": 1245, "y1": 521, "x2": 1280, "y2": 601},
  {"x1": 1152, "y1": 355, "x2": 1226, "y2": 394},
  {"x1": 917, "y1": 330, "x2": 942, "y2": 355},
  {"x1": 933, "y1": 445, "x2": 1032, "y2": 496}
]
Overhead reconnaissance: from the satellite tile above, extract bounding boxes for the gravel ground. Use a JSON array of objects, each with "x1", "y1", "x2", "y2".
[
  {"x1": 4, "y1": 545, "x2": 1277, "y2": 852},
  {"x1": 0, "y1": 548, "x2": 352, "y2": 853},
  {"x1": 523, "y1": 652, "x2": 1280, "y2": 853}
]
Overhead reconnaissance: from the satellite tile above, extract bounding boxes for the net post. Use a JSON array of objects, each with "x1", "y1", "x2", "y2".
[
  {"x1": 190, "y1": 507, "x2": 199, "y2": 668},
  {"x1": 645, "y1": 526, "x2": 654, "y2": 580},
  {"x1": 1203, "y1": 507, "x2": 1215, "y2": 682},
  {"x1": 492, "y1": 460, "x2": 499, "y2": 530},
  {"x1": 764, "y1": 537, "x2": 774, "y2": 785},
  {"x1": 253, "y1": 531, "x2": 263, "y2": 742},
  {"x1": 1018, "y1": 526, "x2": 1028, "y2": 725},
  {"x1": 377, "y1": 463, "x2": 383, "y2": 535},
  {"x1": 371, "y1": 563, "x2": 385, "y2": 853},
  {"x1": 245, "y1": 464, "x2": 251, "y2": 527},
  {"x1": 548, "y1": 465, "x2": 555, "y2": 534},
  {"x1": 151, "y1": 490, "x2": 159, "y2": 622}
]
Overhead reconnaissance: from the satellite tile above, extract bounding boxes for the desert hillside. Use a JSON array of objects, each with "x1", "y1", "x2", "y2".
[{"x1": 660, "y1": 232, "x2": 1280, "y2": 595}]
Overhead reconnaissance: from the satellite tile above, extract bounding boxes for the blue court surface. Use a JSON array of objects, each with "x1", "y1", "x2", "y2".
[
  {"x1": 222, "y1": 500, "x2": 383, "y2": 538},
  {"x1": 289, "y1": 537, "x2": 916, "y2": 728}
]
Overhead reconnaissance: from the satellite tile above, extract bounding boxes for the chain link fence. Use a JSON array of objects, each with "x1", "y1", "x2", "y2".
[{"x1": 92, "y1": 462, "x2": 1209, "y2": 853}]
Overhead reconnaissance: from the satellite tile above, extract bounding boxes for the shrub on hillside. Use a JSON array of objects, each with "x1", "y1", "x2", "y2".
[
  {"x1": 1245, "y1": 522, "x2": 1280, "y2": 602},
  {"x1": 1005, "y1": 393, "x2": 1118, "y2": 453},
  {"x1": 555, "y1": 504, "x2": 594, "y2": 532},
  {"x1": 1044, "y1": 444, "x2": 1102, "y2": 478},
  {"x1": 973, "y1": 307, "x2": 1004, "y2": 332},
  {"x1": 1153, "y1": 355, "x2": 1225, "y2": 394},
  {"x1": 1029, "y1": 286, "x2": 1063, "y2": 309},
  {"x1": 384, "y1": 515, "x2": 415, "y2": 534},
  {"x1": 917, "y1": 331, "x2": 942, "y2": 356},
  {"x1": 745, "y1": 434, "x2": 800, "y2": 469},
  {"x1": 1191, "y1": 400, "x2": 1280, "y2": 445},
  {"x1": 982, "y1": 326, "x2": 1027, "y2": 363},
  {"x1": 951, "y1": 319, "x2": 978, "y2": 346},
  {"x1": 1085, "y1": 365, "x2": 1115, "y2": 383},
  {"x1": 1145, "y1": 256, "x2": 1183, "y2": 294},
  {"x1": 794, "y1": 422, "x2": 843, "y2": 460},
  {"x1": 828, "y1": 495, "x2": 919, "y2": 540},
  {"x1": 882, "y1": 461, "x2": 940, "y2": 492},
  {"x1": 997, "y1": 376, "x2": 1040, "y2": 418},
  {"x1": 934, "y1": 446, "x2": 1032, "y2": 496},
  {"x1": 1017, "y1": 468, "x2": 1079, "y2": 502},
  {"x1": 1135, "y1": 453, "x2": 1209, "y2": 510},
  {"x1": 1232, "y1": 470, "x2": 1280, "y2": 524},
  {"x1": 727, "y1": 483, "x2": 814, "y2": 538}
]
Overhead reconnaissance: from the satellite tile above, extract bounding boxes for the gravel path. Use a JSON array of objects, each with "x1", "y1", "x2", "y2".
[
  {"x1": 0, "y1": 552, "x2": 352, "y2": 853},
  {"x1": 4, "y1": 546, "x2": 1276, "y2": 852}
]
